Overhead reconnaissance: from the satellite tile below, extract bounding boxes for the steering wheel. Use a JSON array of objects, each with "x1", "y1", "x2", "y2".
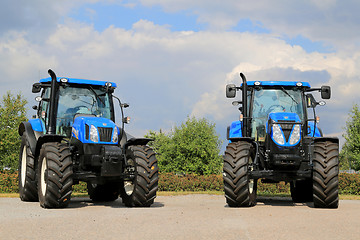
[{"x1": 266, "y1": 104, "x2": 285, "y2": 115}]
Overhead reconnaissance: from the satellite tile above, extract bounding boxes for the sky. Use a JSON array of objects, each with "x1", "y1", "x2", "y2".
[{"x1": 1, "y1": 0, "x2": 360, "y2": 151}]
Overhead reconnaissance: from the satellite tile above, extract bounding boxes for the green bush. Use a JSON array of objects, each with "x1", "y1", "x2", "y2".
[
  {"x1": 1, "y1": 171, "x2": 359, "y2": 195},
  {"x1": 339, "y1": 173, "x2": 360, "y2": 195},
  {"x1": 159, "y1": 173, "x2": 223, "y2": 191},
  {"x1": 145, "y1": 116, "x2": 223, "y2": 175},
  {"x1": 0, "y1": 170, "x2": 19, "y2": 193}
]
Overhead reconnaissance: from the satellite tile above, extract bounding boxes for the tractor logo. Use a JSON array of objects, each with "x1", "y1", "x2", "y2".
[
  {"x1": 72, "y1": 128, "x2": 79, "y2": 139},
  {"x1": 103, "y1": 123, "x2": 107, "y2": 126}
]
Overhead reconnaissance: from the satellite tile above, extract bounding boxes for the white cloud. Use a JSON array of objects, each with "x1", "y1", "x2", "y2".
[{"x1": 1, "y1": 1, "x2": 360, "y2": 146}]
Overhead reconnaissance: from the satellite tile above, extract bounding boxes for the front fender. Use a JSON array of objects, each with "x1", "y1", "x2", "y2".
[
  {"x1": 124, "y1": 137, "x2": 152, "y2": 149},
  {"x1": 18, "y1": 121, "x2": 37, "y2": 156}
]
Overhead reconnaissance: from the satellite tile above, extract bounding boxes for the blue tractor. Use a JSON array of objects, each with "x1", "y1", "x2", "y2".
[
  {"x1": 224, "y1": 73, "x2": 339, "y2": 208},
  {"x1": 18, "y1": 69, "x2": 158, "y2": 208}
]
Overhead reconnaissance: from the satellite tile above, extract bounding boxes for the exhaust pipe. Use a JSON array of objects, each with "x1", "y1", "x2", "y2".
[
  {"x1": 47, "y1": 69, "x2": 59, "y2": 135},
  {"x1": 240, "y1": 73, "x2": 249, "y2": 137}
]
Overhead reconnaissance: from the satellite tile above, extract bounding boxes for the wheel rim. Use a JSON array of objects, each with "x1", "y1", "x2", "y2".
[
  {"x1": 124, "y1": 159, "x2": 135, "y2": 196},
  {"x1": 40, "y1": 157, "x2": 47, "y2": 196},
  {"x1": 124, "y1": 181, "x2": 134, "y2": 195},
  {"x1": 248, "y1": 156, "x2": 254, "y2": 194},
  {"x1": 21, "y1": 145, "x2": 27, "y2": 187},
  {"x1": 249, "y1": 179, "x2": 254, "y2": 194}
]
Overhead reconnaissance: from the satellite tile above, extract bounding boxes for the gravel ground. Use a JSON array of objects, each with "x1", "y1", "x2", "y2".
[{"x1": 1, "y1": 195, "x2": 359, "y2": 240}]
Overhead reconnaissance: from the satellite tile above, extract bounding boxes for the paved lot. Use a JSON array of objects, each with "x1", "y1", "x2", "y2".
[{"x1": 1, "y1": 195, "x2": 359, "y2": 240}]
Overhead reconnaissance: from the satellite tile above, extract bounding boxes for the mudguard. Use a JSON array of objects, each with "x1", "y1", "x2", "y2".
[
  {"x1": 124, "y1": 137, "x2": 152, "y2": 148},
  {"x1": 314, "y1": 137, "x2": 339, "y2": 144},
  {"x1": 18, "y1": 121, "x2": 38, "y2": 156}
]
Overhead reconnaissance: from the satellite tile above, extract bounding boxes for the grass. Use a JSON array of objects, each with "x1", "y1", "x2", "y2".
[{"x1": 2, "y1": 191, "x2": 359, "y2": 200}]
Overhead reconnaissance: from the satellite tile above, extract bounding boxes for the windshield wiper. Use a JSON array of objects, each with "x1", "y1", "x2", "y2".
[
  {"x1": 88, "y1": 86, "x2": 105, "y2": 105},
  {"x1": 281, "y1": 87, "x2": 298, "y2": 104}
]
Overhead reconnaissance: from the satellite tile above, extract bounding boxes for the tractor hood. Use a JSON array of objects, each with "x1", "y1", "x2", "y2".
[
  {"x1": 72, "y1": 115, "x2": 120, "y2": 144},
  {"x1": 267, "y1": 112, "x2": 302, "y2": 147}
]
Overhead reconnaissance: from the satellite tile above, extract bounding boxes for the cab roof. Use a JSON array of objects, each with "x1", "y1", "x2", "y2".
[
  {"x1": 39, "y1": 77, "x2": 117, "y2": 88},
  {"x1": 243, "y1": 81, "x2": 311, "y2": 88}
]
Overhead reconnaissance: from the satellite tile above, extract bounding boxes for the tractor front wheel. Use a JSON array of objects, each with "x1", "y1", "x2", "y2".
[
  {"x1": 18, "y1": 134, "x2": 38, "y2": 202},
  {"x1": 223, "y1": 141, "x2": 257, "y2": 207},
  {"x1": 120, "y1": 145, "x2": 158, "y2": 207},
  {"x1": 312, "y1": 141, "x2": 339, "y2": 208},
  {"x1": 38, "y1": 142, "x2": 73, "y2": 208}
]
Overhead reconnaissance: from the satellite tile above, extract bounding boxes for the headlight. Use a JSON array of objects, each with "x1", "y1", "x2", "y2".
[
  {"x1": 112, "y1": 126, "x2": 119, "y2": 143},
  {"x1": 90, "y1": 125, "x2": 99, "y2": 142},
  {"x1": 272, "y1": 124, "x2": 285, "y2": 145},
  {"x1": 289, "y1": 124, "x2": 301, "y2": 145}
]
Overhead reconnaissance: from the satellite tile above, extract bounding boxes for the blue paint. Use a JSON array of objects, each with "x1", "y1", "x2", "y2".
[
  {"x1": 268, "y1": 112, "x2": 302, "y2": 147},
  {"x1": 228, "y1": 120, "x2": 242, "y2": 142},
  {"x1": 29, "y1": 118, "x2": 43, "y2": 132},
  {"x1": 243, "y1": 81, "x2": 311, "y2": 88},
  {"x1": 307, "y1": 122, "x2": 322, "y2": 137},
  {"x1": 72, "y1": 116, "x2": 119, "y2": 144},
  {"x1": 40, "y1": 77, "x2": 117, "y2": 88}
]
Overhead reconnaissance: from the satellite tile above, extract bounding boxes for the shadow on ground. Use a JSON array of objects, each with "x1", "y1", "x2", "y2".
[{"x1": 68, "y1": 196, "x2": 165, "y2": 209}]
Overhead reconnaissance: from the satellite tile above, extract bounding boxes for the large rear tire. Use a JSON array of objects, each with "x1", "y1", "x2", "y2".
[
  {"x1": 223, "y1": 141, "x2": 257, "y2": 207},
  {"x1": 87, "y1": 183, "x2": 120, "y2": 202},
  {"x1": 290, "y1": 179, "x2": 313, "y2": 203},
  {"x1": 37, "y1": 142, "x2": 73, "y2": 208},
  {"x1": 120, "y1": 145, "x2": 158, "y2": 207},
  {"x1": 18, "y1": 134, "x2": 38, "y2": 201},
  {"x1": 312, "y1": 141, "x2": 339, "y2": 208}
]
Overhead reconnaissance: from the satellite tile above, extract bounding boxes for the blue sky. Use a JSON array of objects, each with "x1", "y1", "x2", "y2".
[{"x1": 1, "y1": 0, "x2": 360, "y2": 151}]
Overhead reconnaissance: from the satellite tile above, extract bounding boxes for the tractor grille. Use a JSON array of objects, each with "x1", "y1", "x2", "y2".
[
  {"x1": 98, "y1": 127, "x2": 113, "y2": 142},
  {"x1": 279, "y1": 121, "x2": 296, "y2": 142}
]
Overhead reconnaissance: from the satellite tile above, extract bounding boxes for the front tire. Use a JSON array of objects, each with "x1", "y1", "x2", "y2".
[
  {"x1": 312, "y1": 141, "x2": 339, "y2": 208},
  {"x1": 223, "y1": 141, "x2": 257, "y2": 207},
  {"x1": 38, "y1": 142, "x2": 73, "y2": 208},
  {"x1": 120, "y1": 145, "x2": 158, "y2": 207},
  {"x1": 18, "y1": 134, "x2": 38, "y2": 201}
]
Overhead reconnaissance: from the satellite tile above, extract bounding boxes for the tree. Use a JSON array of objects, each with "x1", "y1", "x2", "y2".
[
  {"x1": 0, "y1": 91, "x2": 28, "y2": 170},
  {"x1": 340, "y1": 104, "x2": 360, "y2": 171},
  {"x1": 145, "y1": 116, "x2": 223, "y2": 175}
]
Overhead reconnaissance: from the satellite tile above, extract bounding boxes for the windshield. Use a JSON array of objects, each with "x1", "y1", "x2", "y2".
[
  {"x1": 56, "y1": 85, "x2": 112, "y2": 136},
  {"x1": 251, "y1": 88, "x2": 304, "y2": 140}
]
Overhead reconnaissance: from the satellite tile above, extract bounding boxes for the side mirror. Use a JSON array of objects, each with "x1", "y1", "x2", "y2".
[
  {"x1": 226, "y1": 84, "x2": 236, "y2": 98},
  {"x1": 321, "y1": 86, "x2": 331, "y2": 99},
  {"x1": 32, "y1": 83, "x2": 41, "y2": 93}
]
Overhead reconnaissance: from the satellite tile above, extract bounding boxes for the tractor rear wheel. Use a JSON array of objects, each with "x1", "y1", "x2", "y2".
[
  {"x1": 290, "y1": 179, "x2": 313, "y2": 203},
  {"x1": 87, "y1": 183, "x2": 120, "y2": 202},
  {"x1": 120, "y1": 145, "x2": 158, "y2": 207},
  {"x1": 37, "y1": 142, "x2": 73, "y2": 208},
  {"x1": 18, "y1": 134, "x2": 38, "y2": 202},
  {"x1": 223, "y1": 141, "x2": 257, "y2": 207},
  {"x1": 312, "y1": 141, "x2": 339, "y2": 208}
]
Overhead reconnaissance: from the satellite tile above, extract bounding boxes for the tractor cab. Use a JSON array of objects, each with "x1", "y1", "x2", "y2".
[{"x1": 34, "y1": 77, "x2": 116, "y2": 138}]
